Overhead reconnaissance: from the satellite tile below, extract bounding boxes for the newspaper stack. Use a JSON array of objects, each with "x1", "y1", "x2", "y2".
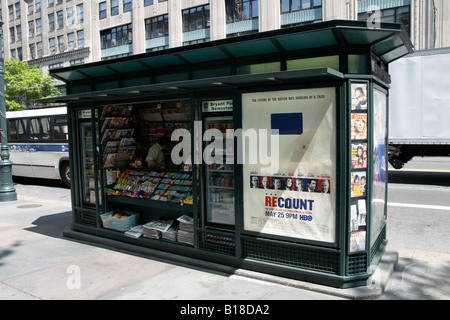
[
  {"x1": 176, "y1": 214, "x2": 194, "y2": 245},
  {"x1": 124, "y1": 225, "x2": 144, "y2": 239},
  {"x1": 143, "y1": 219, "x2": 173, "y2": 239},
  {"x1": 161, "y1": 227, "x2": 178, "y2": 242}
]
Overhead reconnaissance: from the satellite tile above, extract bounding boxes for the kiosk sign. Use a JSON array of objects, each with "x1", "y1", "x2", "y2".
[
  {"x1": 242, "y1": 88, "x2": 337, "y2": 243},
  {"x1": 202, "y1": 100, "x2": 233, "y2": 112}
]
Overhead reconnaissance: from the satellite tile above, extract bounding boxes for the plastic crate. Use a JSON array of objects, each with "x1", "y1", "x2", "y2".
[{"x1": 100, "y1": 211, "x2": 139, "y2": 232}]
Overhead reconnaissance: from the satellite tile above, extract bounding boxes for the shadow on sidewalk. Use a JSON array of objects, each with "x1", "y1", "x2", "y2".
[
  {"x1": 23, "y1": 211, "x2": 73, "y2": 239},
  {"x1": 380, "y1": 257, "x2": 450, "y2": 300}
]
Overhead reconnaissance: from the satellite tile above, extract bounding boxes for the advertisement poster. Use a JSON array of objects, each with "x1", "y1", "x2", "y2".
[
  {"x1": 371, "y1": 88, "x2": 388, "y2": 242},
  {"x1": 242, "y1": 88, "x2": 336, "y2": 243}
]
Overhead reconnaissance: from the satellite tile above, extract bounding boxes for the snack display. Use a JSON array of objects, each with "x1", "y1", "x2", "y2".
[{"x1": 106, "y1": 169, "x2": 193, "y2": 203}]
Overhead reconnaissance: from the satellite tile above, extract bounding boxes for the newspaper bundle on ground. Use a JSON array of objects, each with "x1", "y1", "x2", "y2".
[
  {"x1": 177, "y1": 230, "x2": 194, "y2": 245},
  {"x1": 176, "y1": 214, "x2": 194, "y2": 245},
  {"x1": 161, "y1": 227, "x2": 178, "y2": 241},
  {"x1": 177, "y1": 214, "x2": 194, "y2": 232},
  {"x1": 143, "y1": 219, "x2": 173, "y2": 239},
  {"x1": 124, "y1": 225, "x2": 144, "y2": 238}
]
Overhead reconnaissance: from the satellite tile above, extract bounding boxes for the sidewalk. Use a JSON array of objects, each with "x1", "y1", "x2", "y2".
[{"x1": 1, "y1": 188, "x2": 449, "y2": 301}]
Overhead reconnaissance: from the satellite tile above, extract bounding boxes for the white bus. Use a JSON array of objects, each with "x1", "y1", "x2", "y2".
[{"x1": 6, "y1": 106, "x2": 70, "y2": 188}]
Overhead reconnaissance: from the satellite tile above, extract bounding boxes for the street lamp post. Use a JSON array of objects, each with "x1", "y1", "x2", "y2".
[{"x1": 0, "y1": 16, "x2": 17, "y2": 201}]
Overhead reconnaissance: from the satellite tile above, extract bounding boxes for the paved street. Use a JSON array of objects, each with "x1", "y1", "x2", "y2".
[{"x1": 381, "y1": 157, "x2": 450, "y2": 299}]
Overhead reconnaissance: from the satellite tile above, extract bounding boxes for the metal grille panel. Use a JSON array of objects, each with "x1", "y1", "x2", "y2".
[
  {"x1": 74, "y1": 208, "x2": 97, "y2": 226},
  {"x1": 347, "y1": 254, "x2": 367, "y2": 275},
  {"x1": 242, "y1": 237, "x2": 340, "y2": 274},
  {"x1": 198, "y1": 231, "x2": 236, "y2": 256}
]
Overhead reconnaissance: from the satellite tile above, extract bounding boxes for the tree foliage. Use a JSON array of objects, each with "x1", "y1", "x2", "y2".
[{"x1": 4, "y1": 59, "x2": 60, "y2": 111}]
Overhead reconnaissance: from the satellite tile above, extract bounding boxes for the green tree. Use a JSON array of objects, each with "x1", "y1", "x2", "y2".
[{"x1": 4, "y1": 58, "x2": 60, "y2": 111}]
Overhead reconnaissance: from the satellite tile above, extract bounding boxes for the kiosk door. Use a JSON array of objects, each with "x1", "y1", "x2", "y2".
[{"x1": 204, "y1": 117, "x2": 235, "y2": 226}]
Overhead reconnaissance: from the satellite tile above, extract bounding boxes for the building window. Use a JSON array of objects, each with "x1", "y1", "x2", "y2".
[
  {"x1": 226, "y1": 0, "x2": 258, "y2": 24},
  {"x1": 67, "y1": 7, "x2": 74, "y2": 25},
  {"x1": 49, "y1": 38, "x2": 56, "y2": 54},
  {"x1": 9, "y1": 5, "x2": 14, "y2": 21},
  {"x1": 49, "y1": 13, "x2": 55, "y2": 31},
  {"x1": 70, "y1": 58, "x2": 85, "y2": 66},
  {"x1": 10, "y1": 27, "x2": 16, "y2": 43},
  {"x1": 68, "y1": 33, "x2": 75, "y2": 50},
  {"x1": 15, "y1": 3, "x2": 21, "y2": 19},
  {"x1": 17, "y1": 48, "x2": 23, "y2": 61},
  {"x1": 145, "y1": 14, "x2": 169, "y2": 39},
  {"x1": 111, "y1": 0, "x2": 119, "y2": 16},
  {"x1": 58, "y1": 35, "x2": 65, "y2": 52},
  {"x1": 77, "y1": 4, "x2": 84, "y2": 22},
  {"x1": 99, "y1": 2, "x2": 107, "y2": 20},
  {"x1": 36, "y1": 0, "x2": 41, "y2": 12},
  {"x1": 281, "y1": 0, "x2": 322, "y2": 13},
  {"x1": 123, "y1": 0, "x2": 132, "y2": 12},
  {"x1": 36, "y1": 18, "x2": 42, "y2": 35},
  {"x1": 358, "y1": 5, "x2": 410, "y2": 35},
  {"x1": 100, "y1": 24, "x2": 133, "y2": 50},
  {"x1": 57, "y1": 10, "x2": 64, "y2": 29},
  {"x1": 29, "y1": 21, "x2": 35, "y2": 38},
  {"x1": 77, "y1": 30, "x2": 85, "y2": 48},
  {"x1": 48, "y1": 0, "x2": 54, "y2": 7},
  {"x1": 144, "y1": 0, "x2": 154, "y2": 6},
  {"x1": 28, "y1": 2, "x2": 34, "y2": 15},
  {"x1": 37, "y1": 42, "x2": 43, "y2": 58},
  {"x1": 30, "y1": 43, "x2": 36, "y2": 60},
  {"x1": 49, "y1": 62, "x2": 64, "y2": 69},
  {"x1": 183, "y1": 5, "x2": 210, "y2": 32},
  {"x1": 16, "y1": 25, "x2": 22, "y2": 41}
]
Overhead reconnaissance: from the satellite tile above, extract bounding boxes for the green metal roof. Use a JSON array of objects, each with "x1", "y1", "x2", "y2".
[
  {"x1": 46, "y1": 68, "x2": 344, "y2": 103},
  {"x1": 45, "y1": 20, "x2": 412, "y2": 103}
]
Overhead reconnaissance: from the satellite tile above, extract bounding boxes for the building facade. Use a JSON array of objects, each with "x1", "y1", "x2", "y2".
[{"x1": 1, "y1": 0, "x2": 449, "y2": 87}]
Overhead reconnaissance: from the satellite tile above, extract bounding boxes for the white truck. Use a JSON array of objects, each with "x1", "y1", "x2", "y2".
[{"x1": 388, "y1": 47, "x2": 450, "y2": 169}]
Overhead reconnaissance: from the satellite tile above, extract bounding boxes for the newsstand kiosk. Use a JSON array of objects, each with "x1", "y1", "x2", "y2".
[{"x1": 45, "y1": 20, "x2": 413, "y2": 288}]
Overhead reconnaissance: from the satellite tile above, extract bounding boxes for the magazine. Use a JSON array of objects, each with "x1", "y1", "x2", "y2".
[
  {"x1": 351, "y1": 171, "x2": 367, "y2": 198},
  {"x1": 351, "y1": 143, "x2": 368, "y2": 169},
  {"x1": 351, "y1": 113, "x2": 367, "y2": 140}
]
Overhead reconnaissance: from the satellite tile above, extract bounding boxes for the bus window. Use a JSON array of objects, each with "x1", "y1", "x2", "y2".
[
  {"x1": 8, "y1": 119, "x2": 28, "y2": 142},
  {"x1": 30, "y1": 117, "x2": 51, "y2": 141},
  {"x1": 53, "y1": 115, "x2": 68, "y2": 141}
]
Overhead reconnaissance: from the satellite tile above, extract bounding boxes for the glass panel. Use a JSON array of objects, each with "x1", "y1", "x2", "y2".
[
  {"x1": 237, "y1": 61, "x2": 281, "y2": 74},
  {"x1": 204, "y1": 116, "x2": 235, "y2": 226},
  {"x1": 348, "y1": 55, "x2": 367, "y2": 74},
  {"x1": 287, "y1": 55, "x2": 339, "y2": 71}
]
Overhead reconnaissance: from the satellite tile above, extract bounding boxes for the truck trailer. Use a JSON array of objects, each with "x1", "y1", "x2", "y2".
[{"x1": 388, "y1": 47, "x2": 450, "y2": 169}]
